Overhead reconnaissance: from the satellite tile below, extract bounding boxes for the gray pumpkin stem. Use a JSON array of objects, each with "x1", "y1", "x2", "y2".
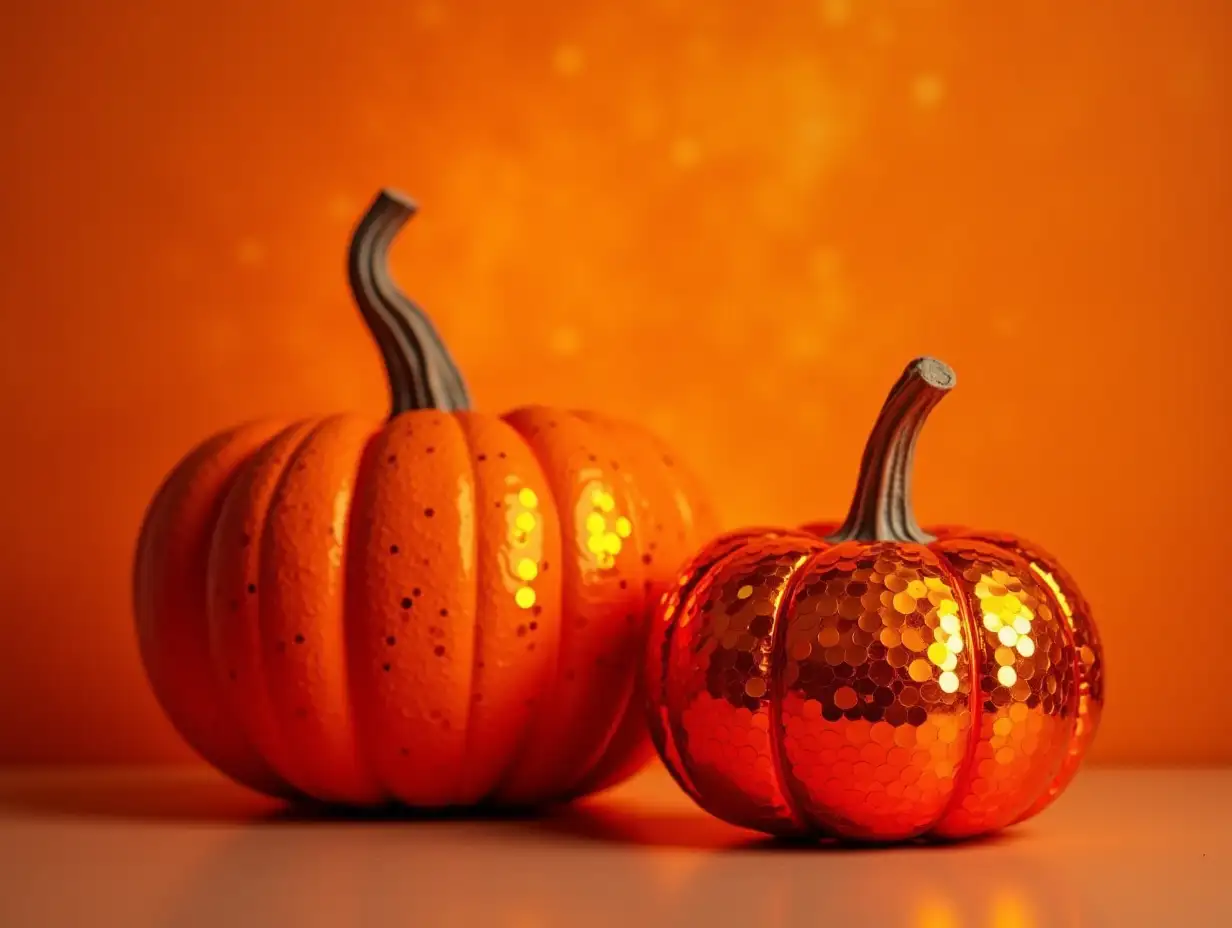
[
  {"x1": 826, "y1": 357, "x2": 955, "y2": 545},
  {"x1": 347, "y1": 189, "x2": 472, "y2": 416}
]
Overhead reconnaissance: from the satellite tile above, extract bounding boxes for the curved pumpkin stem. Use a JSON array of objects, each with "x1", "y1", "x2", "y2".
[
  {"x1": 348, "y1": 189, "x2": 472, "y2": 416},
  {"x1": 826, "y1": 357, "x2": 955, "y2": 545}
]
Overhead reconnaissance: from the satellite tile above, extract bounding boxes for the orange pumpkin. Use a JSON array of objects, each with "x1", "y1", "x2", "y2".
[
  {"x1": 645, "y1": 358, "x2": 1103, "y2": 841},
  {"x1": 134, "y1": 189, "x2": 715, "y2": 807}
]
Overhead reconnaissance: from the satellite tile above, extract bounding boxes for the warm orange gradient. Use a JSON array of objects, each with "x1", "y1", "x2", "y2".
[{"x1": 1, "y1": 1, "x2": 1229, "y2": 766}]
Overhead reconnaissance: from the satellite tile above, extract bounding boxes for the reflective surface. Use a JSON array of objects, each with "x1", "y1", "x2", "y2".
[
  {"x1": 0, "y1": 764, "x2": 1227, "y2": 927},
  {"x1": 650, "y1": 525, "x2": 1097, "y2": 841}
]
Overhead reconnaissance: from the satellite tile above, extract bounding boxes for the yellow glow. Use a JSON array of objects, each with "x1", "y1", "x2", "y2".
[
  {"x1": 997, "y1": 665, "x2": 1018, "y2": 687},
  {"x1": 938, "y1": 599, "x2": 958, "y2": 616},
  {"x1": 1030, "y1": 561, "x2": 1073, "y2": 618},
  {"x1": 940, "y1": 613, "x2": 959, "y2": 634},
  {"x1": 585, "y1": 513, "x2": 606, "y2": 534},
  {"x1": 1012, "y1": 616, "x2": 1032, "y2": 634},
  {"x1": 614, "y1": 515, "x2": 632, "y2": 537},
  {"x1": 515, "y1": 587, "x2": 536, "y2": 609},
  {"x1": 945, "y1": 634, "x2": 963, "y2": 653},
  {"x1": 517, "y1": 487, "x2": 538, "y2": 509},
  {"x1": 516, "y1": 558, "x2": 538, "y2": 581},
  {"x1": 586, "y1": 534, "x2": 605, "y2": 554},
  {"x1": 939, "y1": 671, "x2": 959, "y2": 694},
  {"x1": 737, "y1": 584, "x2": 753, "y2": 600},
  {"x1": 592, "y1": 490, "x2": 616, "y2": 512},
  {"x1": 604, "y1": 532, "x2": 622, "y2": 555},
  {"x1": 940, "y1": 652, "x2": 957, "y2": 672},
  {"x1": 927, "y1": 642, "x2": 949, "y2": 666},
  {"x1": 997, "y1": 626, "x2": 1019, "y2": 647},
  {"x1": 1016, "y1": 636, "x2": 1036, "y2": 657},
  {"x1": 983, "y1": 612, "x2": 1002, "y2": 632},
  {"x1": 516, "y1": 512, "x2": 536, "y2": 532}
]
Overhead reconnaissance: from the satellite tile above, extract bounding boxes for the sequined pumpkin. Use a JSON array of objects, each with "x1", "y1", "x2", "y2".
[
  {"x1": 133, "y1": 191, "x2": 715, "y2": 808},
  {"x1": 646, "y1": 360, "x2": 1103, "y2": 842}
]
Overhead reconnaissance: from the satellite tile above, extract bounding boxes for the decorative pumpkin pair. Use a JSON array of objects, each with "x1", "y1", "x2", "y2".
[
  {"x1": 645, "y1": 358, "x2": 1104, "y2": 842},
  {"x1": 133, "y1": 189, "x2": 716, "y2": 808},
  {"x1": 135, "y1": 189, "x2": 1103, "y2": 841}
]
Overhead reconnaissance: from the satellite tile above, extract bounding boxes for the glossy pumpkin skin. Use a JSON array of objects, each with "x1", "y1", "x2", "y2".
[
  {"x1": 645, "y1": 361, "x2": 1103, "y2": 842},
  {"x1": 133, "y1": 192, "x2": 715, "y2": 808}
]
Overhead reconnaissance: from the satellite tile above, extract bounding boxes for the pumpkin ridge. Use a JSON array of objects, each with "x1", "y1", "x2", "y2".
[
  {"x1": 921, "y1": 545, "x2": 986, "y2": 838},
  {"x1": 258, "y1": 414, "x2": 384, "y2": 803},
  {"x1": 768, "y1": 546, "x2": 832, "y2": 836},
  {"x1": 207, "y1": 418, "x2": 321, "y2": 800},
  {"x1": 134, "y1": 422, "x2": 291, "y2": 795}
]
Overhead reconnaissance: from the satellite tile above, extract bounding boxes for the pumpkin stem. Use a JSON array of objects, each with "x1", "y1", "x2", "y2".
[
  {"x1": 347, "y1": 189, "x2": 472, "y2": 416},
  {"x1": 826, "y1": 357, "x2": 955, "y2": 545}
]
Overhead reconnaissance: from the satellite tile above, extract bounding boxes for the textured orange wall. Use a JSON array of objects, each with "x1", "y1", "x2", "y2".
[{"x1": 1, "y1": 0, "x2": 1229, "y2": 765}]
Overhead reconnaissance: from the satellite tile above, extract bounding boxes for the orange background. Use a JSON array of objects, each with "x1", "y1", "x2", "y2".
[{"x1": 2, "y1": 0, "x2": 1229, "y2": 766}]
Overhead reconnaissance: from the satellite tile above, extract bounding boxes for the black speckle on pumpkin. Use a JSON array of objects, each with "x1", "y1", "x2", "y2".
[
  {"x1": 382, "y1": 662, "x2": 392, "y2": 672},
  {"x1": 619, "y1": 579, "x2": 628, "y2": 590},
  {"x1": 477, "y1": 453, "x2": 487, "y2": 462},
  {"x1": 532, "y1": 605, "x2": 543, "y2": 617},
  {"x1": 541, "y1": 561, "x2": 549, "y2": 572},
  {"x1": 387, "y1": 454, "x2": 397, "y2": 464},
  {"x1": 426, "y1": 446, "x2": 435, "y2": 454},
  {"x1": 527, "y1": 642, "x2": 536, "y2": 652},
  {"x1": 386, "y1": 635, "x2": 396, "y2": 646},
  {"x1": 295, "y1": 707, "x2": 308, "y2": 719},
  {"x1": 641, "y1": 554, "x2": 653, "y2": 565},
  {"x1": 401, "y1": 597, "x2": 413, "y2": 609},
  {"x1": 662, "y1": 455, "x2": 675, "y2": 467},
  {"x1": 399, "y1": 746, "x2": 410, "y2": 757},
  {"x1": 494, "y1": 501, "x2": 502, "y2": 509},
  {"x1": 439, "y1": 608, "x2": 448, "y2": 617},
  {"x1": 516, "y1": 624, "x2": 527, "y2": 637},
  {"x1": 424, "y1": 507, "x2": 435, "y2": 518},
  {"x1": 549, "y1": 420, "x2": 558, "y2": 428},
  {"x1": 390, "y1": 544, "x2": 399, "y2": 554},
  {"x1": 434, "y1": 645, "x2": 446, "y2": 657},
  {"x1": 587, "y1": 453, "x2": 597, "y2": 463},
  {"x1": 413, "y1": 587, "x2": 422, "y2": 597},
  {"x1": 529, "y1": 621, "x2": 538, "y2": 631},
  {"x1": 247, "y1": 583, "x2": 257, "y2": 594},
  {"x1": 610, "y1": 460, "x2": 620, "y2": 471},
  {"x1": 498, "y1": 451, "x2": 507, "y2": 459},
  {"x1": 294, "y1": 633, "x2": 305, "y2": 645}
]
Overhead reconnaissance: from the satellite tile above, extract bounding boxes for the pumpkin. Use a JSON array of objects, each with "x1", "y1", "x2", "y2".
[
  {"x1": 133, "y1": 189, "x2": 715, "y2": 808},
  {"x1": 645, "y1": 358, "x2": 1103, "y2": 842}
]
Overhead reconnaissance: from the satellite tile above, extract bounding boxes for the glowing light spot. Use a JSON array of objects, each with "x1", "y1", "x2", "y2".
[
  {"x1": 983, "y1": 612, "x2": 1002, "y2": 632},
  {"x1": 517, "y1": 488, "x2": 538, "y2": 509},
  {"x1": 938, "y1": 671, "x2": 959, "y2": 694},
  {"x1": 940, "y1": 613, "x2": 960, "y2": 634},
  {"x1": 614, "y1": 516, "x2": 632, "y2": 537},
  {"x1": 907, "y1": 580, "x2": 928, "y2": 599},
  {"x1": 938, "y1": 599, "x2": 958, "y2": 616},
  {"x1": 516, "y1": 558, "x2": 538, "y2": 581},
  {"x1": 515, "y1": 587, "x2": 536, "y2": 609},
  {"x1": 1012, "y1": 616, "x2": 1032, "y2": 634},
  {"x1": 552, "y1": 44, "x2": 585, "y2": 77},
  {"x1": 1016, "y1": 636, "x2": 1036, "y2": 657},
  {"x1": 515, "y1": 512, "x2": 536, "y2": 533},
  {"x1": 945, "y1": 633, "x2": 964, "y2": 653},
  {"x1": 997, "y1": 665, "x2": 1018, "y2": 687},
  {"x1": 940, "y1": 652, "x2": 957, "y2": 672},
  {"x1": 737, "y1": 584, "x2": 753, "y2": 600},
  {"x1": 998, "y1": 626, "x2": 1019, "y2": 647},
  {"x1": 908, "y1": 659, "x2": 932, "y2": 683},
  {"x1": 1030, "y1": 562, "x2": 1073, "y2": 617},
  {"x1": 670, "y1": 137, "x2": 701, "y2": 169},
  {"x1": 585, "y1": 513, "x2": 606, "y2": 534},
  {"x1": 604, "y1": 533, "x2": 622, "y2": 555},
  {"x1": 927, "y1": 642, "x2": 949, "y2": 667},
  {"x1": 549, "y1": 327, "x2": 581, "y2": 356},
  {"x1": 586, "y1": 535, "x2": 605, "y2": 555},
  {"x1": 592, "y1": 491, "x2": 615, "y2": 512}
]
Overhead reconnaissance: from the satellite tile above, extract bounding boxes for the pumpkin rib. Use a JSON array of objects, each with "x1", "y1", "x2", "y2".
[
  {"x1": 493, "y1": 408, "x2": 650, "y2": 803},
  {"x1": 450, "y1": 413, "x2": 564, "y2": 804},
  {"x1": 919, "y1": 546, "x2": 987, "y2": 839},
  {"x1": 928, "y1": 539, "x2": 1079, "y2": 838},
  {"x1": 207, "y1": 419, "x2": 322, "y2": 800},
  {"x1": 257, "y1": 414, "x2": 384, "y2": 804},
  {"x1": 767, "y1": 546, "x2": 831, "y2": 835},
  {"x1": 343, "y1": 411, "x2": 477, "y2": 806},
  {"x1": 134, "y1": 421, "x2": 293, "y2": 796}
]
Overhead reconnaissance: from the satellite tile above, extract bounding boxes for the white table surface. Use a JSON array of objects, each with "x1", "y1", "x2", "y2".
[{"x1": 0, "y1": 764, "x2": 1227, "y2": 927}]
